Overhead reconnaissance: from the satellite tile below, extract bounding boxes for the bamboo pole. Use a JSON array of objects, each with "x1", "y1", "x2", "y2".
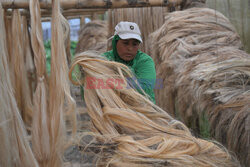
[
  {"x1": 5, "y1": 8, "x2": 107, "y2": 17},
  {"x1": 2, "y1": 0, "x2": 183, "y2": 9}
]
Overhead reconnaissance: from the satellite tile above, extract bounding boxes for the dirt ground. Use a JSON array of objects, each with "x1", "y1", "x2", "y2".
[{"x1": 63, "y1": 86, "x2": 96, "y2": 166}]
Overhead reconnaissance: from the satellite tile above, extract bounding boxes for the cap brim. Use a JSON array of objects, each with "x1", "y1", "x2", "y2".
[{"x1": 118, "y1": 33, "x2": 143, "y2": 43}]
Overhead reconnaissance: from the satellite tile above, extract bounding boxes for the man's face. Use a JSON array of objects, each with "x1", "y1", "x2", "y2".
[{"x1": 116, "y1": 39, "x2": 140, "y2": 61}]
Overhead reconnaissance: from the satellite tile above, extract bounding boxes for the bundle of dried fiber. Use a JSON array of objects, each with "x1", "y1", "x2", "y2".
[
  {"x1": 8, "y1": 9, "x2": 33, "y2": 127},
  {"x1": 149, "y1": 7, "x2": 249, "y2": 166},
  {"x1": 48, "y1": 0, "x2": 77, "y2": 165},
  {"x1": 191, "y1": 57, "x2": 250, "y2": 166},
  {"x1": 180, "y1": 0, "x2": 206, "y2": 10},
  {"x1": 69, "y1": 51, "x2": 240, "y2": 167},
  {"x1": 75, "y1": 20, "x2": 108, "y2": 54},
  {"x1": 29, "y1": 0, "x2": 50, "y2": 165},
  {"x1": 149, "y1": 7, "x2": 242, "y2": 116},
  {"x1": 0, "y1": 4, "x2": 38, "y2": 167},
  {"x1": 29, "y1": 0, "x2": 77, "y2": 166}
]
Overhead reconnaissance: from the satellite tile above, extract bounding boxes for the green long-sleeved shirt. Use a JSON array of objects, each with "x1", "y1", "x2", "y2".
[{"x1": 102, "y1": 35, "x2": 156, "y2": 103}]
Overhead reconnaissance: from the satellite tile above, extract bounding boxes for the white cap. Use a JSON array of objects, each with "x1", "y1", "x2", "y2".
[{"x1": 114, "y1": 21, "x2": 143, "y2": 43}]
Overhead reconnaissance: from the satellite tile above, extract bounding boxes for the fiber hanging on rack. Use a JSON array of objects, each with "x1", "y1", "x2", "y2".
[{"x1": 0, "y1": 4, "x2": 38, "y2": 167}]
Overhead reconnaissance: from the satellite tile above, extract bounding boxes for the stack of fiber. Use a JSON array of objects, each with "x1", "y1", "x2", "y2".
[
  {"x1": 149, "y1": 7, "x2": 249, "y2": 166},
  {"x1": 75, "y1": 20, "x2": 108, "y2": 54},
  {"x1": 69, "y1": 51, "x2": 240, "y2": 167}
]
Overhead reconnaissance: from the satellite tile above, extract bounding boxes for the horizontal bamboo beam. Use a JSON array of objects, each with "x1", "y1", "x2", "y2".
[
  {"x1": 5, "y1": 8, "x2": 107, "y2": 17},
  {"x1": 1, "y1": 0, "x2": 183, "y2": 9}
]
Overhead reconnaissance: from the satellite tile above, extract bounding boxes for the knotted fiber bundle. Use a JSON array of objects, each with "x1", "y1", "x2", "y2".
[
  {"x1": 75, "y1": 20, "x2": 108, "y2": 54},
  {"x1": 69, "y1": 51, "x2": 240, "y2": 167},
  {"x1": 29, "y1": 0, "x2": 77, "y2": 166},
  {"x1": 149, "y1": 7, "x2": 249, "y2": 166}
]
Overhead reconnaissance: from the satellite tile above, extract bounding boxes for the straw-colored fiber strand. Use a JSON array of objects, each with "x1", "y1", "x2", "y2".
[
  {"x1": 149, "y1": 7, "x2": 249, "y2": 166},
  {"x1": 75, "y1": 20, "x2": 108, "y2": 54},
  {"x1": 69, "y1": 51, "x2": 240, "y2": 167},
  {"x1": 60, "y1": 14, "x2": 72, "y2": 66},
  {"x1": 22, "y1": 16, "x2": 36, "y2": 104},
  {"x1": 59, "y1": 12, "x2": 78, "y2": 136},
  {"x1": 29, "y1": 0, "x2": 50, "y2": 165},
  {"x1": 0, "y1": 4, "x2": 38, "y2": 167},
  {"x1": 3, "y1": 9, "x2": 12, "y2": 64},
  {"x1": 48, "y1": 0, "x2": 77, "y2": 166},
  {"x1": 9, "y1": 10, "x2": 23, "y2": 114},
  {"x1": 9, "y1": 9, "x2": 33, "y2": 127},
  {"x1": 47, "y1": 0, "x2": 66, "y2": 165}
]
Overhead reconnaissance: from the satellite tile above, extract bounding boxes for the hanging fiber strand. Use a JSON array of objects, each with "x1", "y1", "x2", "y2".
[
  {"x1": 59, "y1": 9, "x2": 78, "y2": 137},
  {"x1": 69, "y1": 51, "x2": 240, "y2": 167},
  {"x1": 22, "y1": 16, "x2": 36, "y2": 106},
  {"x1": 9, "y1": 10, "x2": 34, "y2": 128},
  {"x1": 29, "y1": 0, "x2": 50, "y2": 165},
  {"x1": 3, "y1": 9, "x2": 12, "y2": 64},
  {"x1": 48, "y1": 0, "x2": 77, "y2": 166},
  {"x1": 0, "y1": 4, "x2": 38, "y2": 167},
  {"x1": 149, "y1": 7, "x2": 249, "y2": 166}
]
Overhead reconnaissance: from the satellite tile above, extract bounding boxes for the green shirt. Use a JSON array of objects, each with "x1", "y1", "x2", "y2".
[{"x1": 102, "y1": 35, "x2": 156, "y2": 103}]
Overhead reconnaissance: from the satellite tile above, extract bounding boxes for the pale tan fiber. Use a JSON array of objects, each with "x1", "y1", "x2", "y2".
[
  {"x1": 75, "y1": 20, "x2": 108, "y2": 54},
  {"x1": 3, "y1": 9, "x2": 12, "y2": 64},
  {"x1": 60, "y1": 13, "x2": 78, "y2": 137},
  {"x1": 0, "y1": 4, "x2": 38, "y2": 167},
  {"x1": 46, "y1": 0, "x2": 77, "y2": 166},
  {"x1": 29, "y1": 0, "x2": 51, "y2": 165},
  {"x1": 149, "y1": 7, "x2": 249, "y2": 166},
  {"x1": 22, "y1": 16, "x2": 36, "y2": 104},
  {"x1": 60, "y1": 14, "x2": 73, "y2": 66},
  {"x1": 9, "y1": 10, "x2": 23, "y2": 114},
  {"x1": 9, "y1": 10, "x2": 34, "y2": 127},
  {"x1": 69, "y1": 51, "x2": 240, "y2": 167},
  {"x1": 149, "y1": 7, "x2": 242, "y2": 115},
  {"x1": 191, "y1": 57, "x2": 250, "y2": 166}
]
